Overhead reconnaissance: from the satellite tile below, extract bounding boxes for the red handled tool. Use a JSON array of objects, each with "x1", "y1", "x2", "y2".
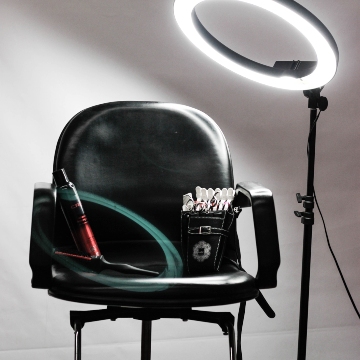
[{"x1": 53, "y1": 169, "x2": 158, "y2": 276}]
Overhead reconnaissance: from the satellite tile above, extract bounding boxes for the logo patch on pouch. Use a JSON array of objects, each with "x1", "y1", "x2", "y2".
[{"x1": 193, "y1": 241, "x2": 211, "y2": 262}]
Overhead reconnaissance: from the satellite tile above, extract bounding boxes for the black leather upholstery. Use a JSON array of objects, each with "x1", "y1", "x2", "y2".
[
  {"x1": 30, "y1": 101, "x2": 280, "y2": 308},
  {"x1": 50, "y1": 253, "x2": 258, "y2": 307}
]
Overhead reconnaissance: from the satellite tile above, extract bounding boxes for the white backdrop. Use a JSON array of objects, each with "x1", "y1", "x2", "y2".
[{"x1": 0, "y1": 0, "x2": 359, "y2": 359}]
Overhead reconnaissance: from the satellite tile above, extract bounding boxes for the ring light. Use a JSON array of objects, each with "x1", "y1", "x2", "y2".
[{"x1": 174, "y1": 0, "x2": 339, "y2": 90}]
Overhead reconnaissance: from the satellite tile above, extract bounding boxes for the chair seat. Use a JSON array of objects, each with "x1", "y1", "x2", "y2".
[{"x1": 49, "y1": 241, "x2": 259, "y2": 308}]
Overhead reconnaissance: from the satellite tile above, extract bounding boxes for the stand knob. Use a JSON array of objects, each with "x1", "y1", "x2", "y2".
[
  {"x1": 296, "y1": 193, "x2": 304, "y2": 203},
  {"x1": 296, "y1": 193, "x2": 313, "y2": 204},
  {"x1": 318, "y1": 96, "x2": 328, "y2": 111},
  {"x1": 294, "y1": 211, "x2": 314, "y2": 224}
]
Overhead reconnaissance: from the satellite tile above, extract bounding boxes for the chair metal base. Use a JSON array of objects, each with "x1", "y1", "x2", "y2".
[{"x1": 70, "y1": 306, "x2": 239, "y2": 360}]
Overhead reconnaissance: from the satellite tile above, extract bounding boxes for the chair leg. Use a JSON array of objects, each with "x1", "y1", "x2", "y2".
[
  {"x1": 237, "y1": 302, "x2": 246, "y2": 360},
  {"x1": 141, "y1": 320, "x2": 152, "y2": 360},
  {"x1": 74, "y1": 321, "x2": 83, "y2": 360},
  {"x1": 226, "y1": 322, "x2": 237, "y2": 360}
]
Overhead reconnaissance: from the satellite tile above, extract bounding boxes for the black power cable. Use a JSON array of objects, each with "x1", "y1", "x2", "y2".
[
  {"x1": 313, "y1": 190, "x2": 360, "y2": 319},
  {"x1": 308, "y1": 112, "x2": 360, "y2": 319}
]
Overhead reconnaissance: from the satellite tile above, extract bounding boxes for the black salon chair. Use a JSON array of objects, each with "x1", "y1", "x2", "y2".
[{"x1": 30, "y1": 102, "x2": 280, "y2": 360}]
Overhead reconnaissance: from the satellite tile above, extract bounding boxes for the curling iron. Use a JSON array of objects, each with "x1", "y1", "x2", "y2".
[{"x1": 53, "y1": 168, "x2": 158, "y2": 277}]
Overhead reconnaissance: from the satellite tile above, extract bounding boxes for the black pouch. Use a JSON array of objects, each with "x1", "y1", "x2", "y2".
[{"x1": 181, "y1": 209, "x2": 235, "y2": 275}]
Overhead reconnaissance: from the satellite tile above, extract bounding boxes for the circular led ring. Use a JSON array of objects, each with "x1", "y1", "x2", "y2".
[{"x1": 174, "y1": 0, "x2": 339, "y2": 90}]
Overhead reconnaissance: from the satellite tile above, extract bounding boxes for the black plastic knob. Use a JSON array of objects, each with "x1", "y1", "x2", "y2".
[{"x1": 318, "y1": 96, "x2": 328, "y2": 111}]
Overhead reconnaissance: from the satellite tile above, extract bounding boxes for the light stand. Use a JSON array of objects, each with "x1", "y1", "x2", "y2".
[
  {"x1": 174, "y1": 2, "x2": 339, "y2": 359},
  {"x1": 294, "y1": 88, "x2": 328, "y2": 360}
]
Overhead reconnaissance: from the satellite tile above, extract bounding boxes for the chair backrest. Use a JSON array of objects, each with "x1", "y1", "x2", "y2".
[{"x1": 53, "y1": 102, "x2": 235, "y2": 252}]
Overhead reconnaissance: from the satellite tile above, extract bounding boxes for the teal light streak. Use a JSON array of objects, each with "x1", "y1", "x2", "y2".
[
  {"x1": 78, "y1": 191, "x2": 183, "y2": 276},
  {"x1": 77, "y1": 191, "x2": 183, "y2": 292},
  {"x1": 33, "y1": 190, "x2": 183, "y2": 292}
]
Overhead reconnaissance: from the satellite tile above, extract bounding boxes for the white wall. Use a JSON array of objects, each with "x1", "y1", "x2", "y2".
[{"x1": 0, "y1": 1, "x2": 359, "y2": 359}]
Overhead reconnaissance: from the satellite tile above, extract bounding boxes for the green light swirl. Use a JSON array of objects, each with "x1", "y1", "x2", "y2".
[
  {"x1": 78, "y1": 191, "x2": 183, "y2": 275},
  {"x1": 33, "y1": 190, "x2": 183, "y2": 292}
]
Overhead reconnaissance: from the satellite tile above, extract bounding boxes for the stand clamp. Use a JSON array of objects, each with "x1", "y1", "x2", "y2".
[
  {"x1": 303, "y1": 88, "x2": 328, "y2": 111},
  {"x1": 294, "y1": 193, "x2": 315, "y2": 225}
]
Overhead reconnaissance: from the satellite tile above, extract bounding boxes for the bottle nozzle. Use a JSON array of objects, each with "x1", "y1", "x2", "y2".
[{"x1": 53, "y1": 168, "x2": 70, "y2": 187}]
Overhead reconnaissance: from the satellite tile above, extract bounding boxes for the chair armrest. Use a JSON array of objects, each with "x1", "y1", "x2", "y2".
[
  {"x1": 29, "y1": 182, "x2": 56, "y2": 289},
  {"x1": 234, "y1": 182, "x2": 280, "y2": 289}
]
